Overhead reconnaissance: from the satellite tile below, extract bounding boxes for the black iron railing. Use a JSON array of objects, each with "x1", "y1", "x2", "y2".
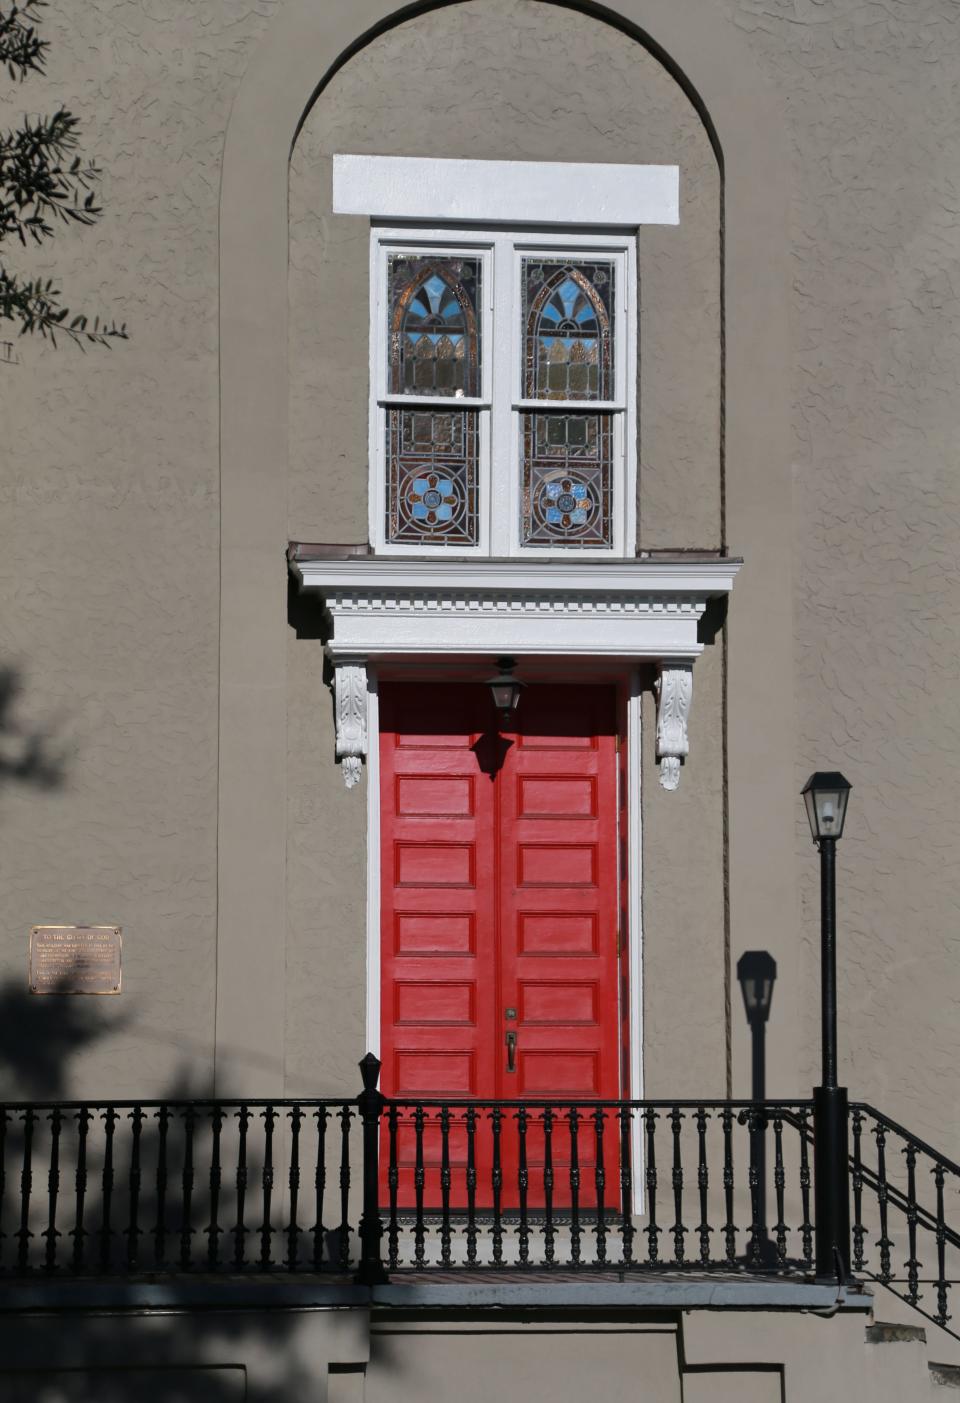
[
  {"x1": 3, "y1": 1058, "x2": 957, "y2": 1313},
  {"x1": 0, "y1": 1055, "x2": 816, "y2": 1280},
  {"x1": 849, "y1": 1104, "x2": 960, "y2": 1332},
  {"x1": 0, "y1": 1095, "x2": 359, "y2": 1275}
]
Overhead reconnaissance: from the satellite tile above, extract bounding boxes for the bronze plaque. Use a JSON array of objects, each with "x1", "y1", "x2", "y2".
[{"x1": 29, "y1": 926, "x2": 122, "y2": 995}]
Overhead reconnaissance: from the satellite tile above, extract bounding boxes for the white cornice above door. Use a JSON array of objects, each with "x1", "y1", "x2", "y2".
[{"x1": 288, "y1": 551, "x2": 741, "y2": 790}]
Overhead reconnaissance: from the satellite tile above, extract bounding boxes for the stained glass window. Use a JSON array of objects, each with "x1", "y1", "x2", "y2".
[
  {"x1": 522, "y1": 259, "x2": 615, "y2": 402},
  {"x1": 388, "y1": 255, "x2": 482, "y2": 398},
  {"x1": 386, "y1": 409, "x2": 479, "y2": 546},
  {"x1": 520, "y1": 413, "x2": 613, "y2": 548},
  {"x1": 519, "y1": 258, "x2": 616, "y2": 547}
]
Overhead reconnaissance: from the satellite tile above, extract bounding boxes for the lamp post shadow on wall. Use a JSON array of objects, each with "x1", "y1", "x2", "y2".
[
  {"x1": 802, "y1": 770, "x2": 853, "y2": 1284},
  {"x1": 736, "y1": 950, "x2": 778, "y2": 1268}
]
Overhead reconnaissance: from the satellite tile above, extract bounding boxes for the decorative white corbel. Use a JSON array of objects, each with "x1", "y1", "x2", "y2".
[
  {"x1": 332, "y1": 659, "x2": 368, "y2": 789},
  {"x1": 654, "y1": 662, "x2": 693, "y2": 791}
]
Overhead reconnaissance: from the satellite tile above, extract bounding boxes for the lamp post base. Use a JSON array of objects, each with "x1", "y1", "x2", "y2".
[{"x1": 813, "y1": 1084, "x2": 851, "y2": 1282}]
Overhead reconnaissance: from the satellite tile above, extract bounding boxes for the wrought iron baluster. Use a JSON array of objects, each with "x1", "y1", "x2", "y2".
[
  {"x1": 440, "y1": 1105, "x2": 453, "y2": 1268},
  {"x1": 491, "y1": 1105, "x2": 504, "y2": 1266},
  {"x1": 312, "y1": 1105, "x2": 328, "y2": 1270},
  {"x1": 207, "y1": 1105, "x2": 224, "y2": 1271},
  {"x1": 154, "y1": 1104, "x2": 169, "y2": 1270},
  {"x1": 413, "y1": 1104, "x2": 426, "y2": 1269},
  {"x1": 286, "y1": 1105, "x2": 302, "y2": 1272},
  {"x1": 644, "y1": 1106, "x2": 660, "y2": 1266},
  {"x1": 773, "y1": 1110, "x2": 787, "y2": 1266},
  {"x1": 669, "y1": 1107, "x2": 686, "y2": 1265},
  {"x1": 259, "y1": 1104, "x2": 276, "y2": 1270},
  {"x1": 593, "y1": 1106, "x2": 607, "y2": 1265},
  {"x1": 0, "y1": 1107, "x2": 7, "y2": 1272},
  {"x1": 798, "y1": 1107, "x2": 813, "y2": 1269},
  {"x1": 851, "y1": 1108, "x2": 865, "y2": 1272},
  {"x1": 543, "y1": 1107, "x2": 555, "y2": 1266},
  {"x1": 517, "y1": 1105, "x2": 529, "y2": 1266},
  {"x1": 933, "y1": 1163, "x2": 951, "y2": 1326},
  {"x1": 874, "y1": 1120, "x2": 892, "y2": 1284},
  {"x1": 695, "y1": 1107, "x2": 711, "y2": 1267},
  {"x1": 721, "y1": 1106, "x2": 736, "y2": 1265},
  {"x1": 126, "y1": 1105, "x2": 144, "y2": 1271},
  {"x1": 746, "y1": 1107, "x2": 763, "y2": 1267},
  {"x1": 16, "y1": 1107, "x2": 36, "y2": 1273},
  {"x1": 234, "y1": 1104, "x2": 250, "y2": 1269},
  {"x1": 99, "y1": 1107, "x2": 117, "y2": 1273},
  {"x1": 465, "y1": 1106, "x2": 477, "y2": 1267},
  {"x1": 71, "y1": 1107, "x2": 90, "y2": 1272},
  {"x1": 43, "y1": 1106, "x2": 62, "y2": 1272},
  {"x1": 904, "y1": 1139, "x2": 921, "y2": 1306},
  {"x1": 387, "y1": 1104, "x2": 400, "y2": 1271},
  {"x1": 338, "y1": 1105, "x2": 352, "y2": 1271},
  {"x1": 180, "y1": 1105, "x2": 195, "y2": 1271},
  {"x1": 619, "y1": 1104, "x2": 633, "y2": 1266},
  {"x1": 568, "y1": 1106, "x2": 581, "y2": 1268}
]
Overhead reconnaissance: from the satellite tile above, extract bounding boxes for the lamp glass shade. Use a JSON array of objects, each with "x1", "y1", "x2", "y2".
[
  {"x1": 801, "y1": 771, "x2": 852, "y2": 842},
  {"x1": 486, "y1": 659, "x2": 524, "y2": 723},
  {"x1": 490, "y1": 678, "x2": 521, "y2": 715}
]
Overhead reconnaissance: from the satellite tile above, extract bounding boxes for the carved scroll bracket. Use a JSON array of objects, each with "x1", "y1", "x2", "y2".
[
  {"x1": 332, "y1": 658, "x2": 368, "y2": 789},
  {"x1": 654, "y1": 662, "x2": 693, "y2": 792}
]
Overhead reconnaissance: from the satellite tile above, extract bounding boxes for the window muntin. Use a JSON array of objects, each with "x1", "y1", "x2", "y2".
[{"x1": 371, "y1": 231, "x2": 633, "y2": 556}]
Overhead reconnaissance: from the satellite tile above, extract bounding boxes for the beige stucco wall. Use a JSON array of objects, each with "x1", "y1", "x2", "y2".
[
  {"x1": 0, "y1": 0, "x2": 956, "y2": 1153},
  {"x1": 0, "y1": 2, "x2": 277, "y2": 1099},
  {"x1": 714, "y1": 1, "x2": 960, "y2": 1145}
]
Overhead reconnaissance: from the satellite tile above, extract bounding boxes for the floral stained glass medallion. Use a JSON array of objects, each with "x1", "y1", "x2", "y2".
[
  {"x1": 388, "y1": 255, "x2": 482, "y2": 398},
  {"x1": 522, "y1": 259, "x2": 615, "y2": 402},
  {"x1": 386, "y1": 409, "x2": 478, "y2": 546},
  {"x1": 520, "y1": 413, "x2": 613, "y2": 548}
]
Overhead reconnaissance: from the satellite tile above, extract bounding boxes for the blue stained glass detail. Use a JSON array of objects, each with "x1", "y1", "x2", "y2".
[
  {"x1": 522, "y1": 259, "x2": 614, "y2": 402},
  {"x1": 388, "y1": 255, "x2": 481, "y2": 398}
]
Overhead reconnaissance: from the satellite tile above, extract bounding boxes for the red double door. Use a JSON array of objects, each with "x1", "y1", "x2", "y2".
[{"x1": 379, "y1": 682, "x2": 624, "y2": 1208}]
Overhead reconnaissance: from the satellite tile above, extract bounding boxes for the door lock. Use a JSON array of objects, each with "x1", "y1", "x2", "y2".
[{"x1": 505, "y1": 1030, "x2": 517, "y2": 1073}]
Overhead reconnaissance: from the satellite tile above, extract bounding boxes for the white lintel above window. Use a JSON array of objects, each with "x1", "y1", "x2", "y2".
[{"x1": 332, "y1": 154, "x2": 679, "y2": 227}]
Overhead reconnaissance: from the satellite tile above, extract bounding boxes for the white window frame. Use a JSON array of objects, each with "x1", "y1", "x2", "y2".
[{"x1": 368, "y1": 226, "x2": 637, "y2": 559}]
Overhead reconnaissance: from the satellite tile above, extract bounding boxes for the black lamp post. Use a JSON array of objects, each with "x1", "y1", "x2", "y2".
[
  {"x1": 737, "y1": 951, "x2": 777, "y2": 1264},
  {"x1": 802, "y1": 770, "x2": 852, "y2": 1281}
]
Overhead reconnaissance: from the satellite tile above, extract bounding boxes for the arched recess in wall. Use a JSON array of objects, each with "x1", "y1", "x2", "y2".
[{"x1": 216, "y1": 0, "x2": 798, "y2": 1100}]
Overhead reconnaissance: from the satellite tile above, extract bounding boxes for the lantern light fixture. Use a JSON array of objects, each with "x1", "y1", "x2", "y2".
[
  {"x1": 487, "y1": 657, "x2": 524, "y2": 727},
  {"x1": 801, "y1": 771, "x2": 852, "y2": 845}
]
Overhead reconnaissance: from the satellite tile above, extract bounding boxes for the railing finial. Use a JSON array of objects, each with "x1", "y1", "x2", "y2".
[{"x1": 359, "y1": 1053, "x2": 382, "y2": 1092}]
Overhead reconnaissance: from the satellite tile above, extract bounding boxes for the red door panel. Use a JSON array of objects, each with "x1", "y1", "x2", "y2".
[{"x1": 379, "y1": 682, "x2": 623, "y2": 1209}]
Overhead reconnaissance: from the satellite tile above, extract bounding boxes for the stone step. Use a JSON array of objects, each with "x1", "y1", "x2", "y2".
[{"x1": 930, "y1": 1363, "x2": 960, "y2": 1390}]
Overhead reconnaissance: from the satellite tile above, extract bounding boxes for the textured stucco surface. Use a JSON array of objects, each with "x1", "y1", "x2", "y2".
[
  {"x1": 0, "y1": 0, "x2": 957, "y2": 1170},
  {"x1": 0, "y1": 2, "x2": 277, "y2": 1097},
  {"x1": 715, "y1": 0, "x2": 960, "y2": 1149},
  {"x1": 288, "y1": 0, "x2": 722, "y2": 551}
]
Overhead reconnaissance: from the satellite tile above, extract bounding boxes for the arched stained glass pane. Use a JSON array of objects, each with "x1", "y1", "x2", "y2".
[
  {"x1": 522, "y1": 259, "x2": 615, "y2": 401},
  {"x1": 388, "y1": 255, "x2": 482, "y2": 398}
]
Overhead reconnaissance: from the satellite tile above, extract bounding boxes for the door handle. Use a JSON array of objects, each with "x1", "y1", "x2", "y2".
[{"x1": 505, "y1": 1030, "x2": 517, "y2": 1073}]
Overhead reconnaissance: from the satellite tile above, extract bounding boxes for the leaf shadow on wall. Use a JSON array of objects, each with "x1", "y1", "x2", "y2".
[{"x1": 0, "y1": 665, "x2": 67, "y2": 801}]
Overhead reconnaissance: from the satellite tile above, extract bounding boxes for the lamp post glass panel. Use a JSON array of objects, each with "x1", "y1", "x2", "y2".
[
  {"x1": 802, "y1": 770, "x2": 852, "y2": 1282},
  {"x1": 487, "y1": 657, "x2": 524, "y2": 728}
]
